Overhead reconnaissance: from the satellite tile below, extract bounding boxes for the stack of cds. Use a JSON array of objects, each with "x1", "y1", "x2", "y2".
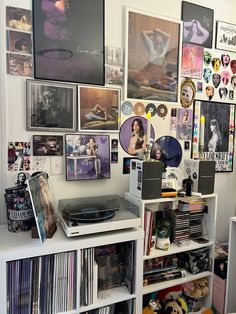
[
  {"x1": 4, "y1": 186, "x2": 34, "y2": 232},
  {"x1": 189, "y1": 212, "x2": 204, "y2": 239}
]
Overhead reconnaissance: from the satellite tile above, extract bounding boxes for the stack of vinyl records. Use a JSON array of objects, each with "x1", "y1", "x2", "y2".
[
  {"x1": 164, "y1": 209, "x2": 190, "y2": 243},
  {"x1": 189, "y1": 212, "x2": 204, "y2": 239}
]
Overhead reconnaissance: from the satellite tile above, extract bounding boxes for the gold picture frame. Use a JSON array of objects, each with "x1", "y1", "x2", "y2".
[{"x1": 180, "y1": 78, "x2": 196, "y2": 108}]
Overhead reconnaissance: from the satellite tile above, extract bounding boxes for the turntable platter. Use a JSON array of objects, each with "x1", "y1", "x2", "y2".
[{"x1": 70, "y1": 206, "x2": 115, "y2": 223}]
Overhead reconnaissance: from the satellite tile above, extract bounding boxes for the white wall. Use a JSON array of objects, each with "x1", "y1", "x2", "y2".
[{"x1": 1, "y1": 0, "x2": 236, "y2": 242}]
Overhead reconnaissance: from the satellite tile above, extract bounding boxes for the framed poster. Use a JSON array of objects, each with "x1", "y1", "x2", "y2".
[
  {"x1": 79, "y1": 86, "x2": 120, "y2": 132},
  {"x1": 181, "y1": 43, "x2": 203, "y2": 79},
  {"x1": 125, "y1": 8, "x2": 181, "y2": 102},
  {"x1": 65, "y1": 134, "x2": 110, "y2": 181},
  {"x1": 192, "y1": 100, "x2": 235, "y2": 172},
  {"x1": 26, "y1": 79, "x2": 77, "y2": 132},
  {"x1": 216, "y1": 21, "x2": 236, "y2": 53},
  {"x1": 182, "y1": 1, "x2": 214, "y2": 48},
  {"x1": 32, "y1": 0, "x2": 104, "y2": 84}
]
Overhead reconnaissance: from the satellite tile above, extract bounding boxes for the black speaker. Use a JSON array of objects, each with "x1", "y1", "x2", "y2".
[{"x1": 129, "y1": 160, "x2": 162, "y2": 199}]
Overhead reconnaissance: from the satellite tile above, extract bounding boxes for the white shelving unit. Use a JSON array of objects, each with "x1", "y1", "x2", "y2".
[
  {"x1": 0, "y1": 225, "x2": 144, "y2": 314},
  {"x1": 224, "y1": 216, "x2": 236, "y2": 314},
  {"x1": 125, "y1": 192, "x2": 217, "y2": 311}
]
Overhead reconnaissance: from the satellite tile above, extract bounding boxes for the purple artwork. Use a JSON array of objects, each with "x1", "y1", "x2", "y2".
[
  {"x1": 33, "y1": 0, "x2": 104, "y2": 84},
  {"x1": 65, "y1": 134, "x2": 110, "y2": 181},
  {"x1": 119, "y1": 116, "x2": 155, "y2": 156}
]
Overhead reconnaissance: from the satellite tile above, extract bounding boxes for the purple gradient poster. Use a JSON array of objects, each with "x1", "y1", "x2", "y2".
[
  {"x1": 33, "y1": 0, "x2": 104, "y2": 84},
  {"x1": 65, "y1": 134, "x2": 110, "y2": 180}
]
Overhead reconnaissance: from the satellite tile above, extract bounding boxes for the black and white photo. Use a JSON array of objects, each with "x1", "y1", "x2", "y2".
[
  {"x1": 26, "y1": 80, "x2": 77, "y2": 132},
  {"x1": 216, "y1": 21, "x2": 236, "y2": 52}
]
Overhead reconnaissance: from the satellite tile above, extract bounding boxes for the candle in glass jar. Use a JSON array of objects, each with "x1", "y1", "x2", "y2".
[{"x1": 200, "y1": 115, "x2": 205, "y2": 147}]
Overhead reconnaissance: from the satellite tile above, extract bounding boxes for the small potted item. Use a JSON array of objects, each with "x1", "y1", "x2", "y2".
[{"x1": 156, "y1": 218, "x2": 171, "y2": 250}]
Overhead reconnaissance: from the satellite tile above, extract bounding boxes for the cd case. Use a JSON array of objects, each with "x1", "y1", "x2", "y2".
[{"x1": 58, "y1": 194, "x2": 141, "y2": 237}]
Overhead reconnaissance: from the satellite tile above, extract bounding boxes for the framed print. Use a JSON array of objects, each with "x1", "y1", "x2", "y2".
[
  {"x1": 33, "y1": 135, "x2": 63, "y2": 156},
  {"x1": 65, "y1": 134, "x2": 110, "y2": 181},
  {"x1": 27, "y1": 172, "x2": 57, "y2": 244},
  {"x1": 182, "y1": 1, "x2": 214, "y2": 48},
  {"x1": 7, "y1": 53, "x2": 33, "y2": 77},
  {"x1": 181, "y1": 43, "x2": 203, "y2": 79},
  {"x1": 125, "y1": 8, "x2": 181, "y2": 102},
  {"x1": 6, "y1": 30, "x2": 32, "y2": 54},
  {"x1": 26, "y1": 79, "x2": 77, "y2": 132},
  {"x1": 216, "y1": 21, "x2": 236, "y2": 53},
  {"x1": 79, "y1": 86, "x2": 120, "y2": 132},
  {"x1": 192, "y1": 100, "x2": 235, "y2": 172},
  {"x1": 32, "y1": 0, "x2": 104, "y2": 85}
]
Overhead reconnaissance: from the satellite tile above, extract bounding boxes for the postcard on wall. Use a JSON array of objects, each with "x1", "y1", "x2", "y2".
[
  {"x1": 33, "y1": 135, "x2": 63, "y2": 156},
  {"x1": 105, "y1": 46, "x2": 124, "y2": 85},
  {"x1": 6, "y1": 30, "x2": 32, "y2": 54},
  {"x1": 32, "y1": 0, "x2": 104, "y2": 84},
  {"x1": 6, "y1": 6, "x2": 32, "y2": 31},
  {"x1": 7, "y1": 53, "x2": 33, "y2": 77},
  {"x1": 8, "y1": 142, "x2": 31, "y2": 171},
  {"x1": 79, "y1": 86, "x2": 120, "y2": 132}
]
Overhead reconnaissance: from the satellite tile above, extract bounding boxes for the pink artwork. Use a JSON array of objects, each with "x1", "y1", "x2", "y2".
[{"x1": 181, "y1": 43, "x2": 204, "y2": 79}]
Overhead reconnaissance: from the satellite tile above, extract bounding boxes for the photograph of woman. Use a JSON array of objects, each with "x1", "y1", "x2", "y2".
[
  {"x1": 208, "y1": 119, "x2": 222, "y2": 152},
  {"x1": 127, "y1": 10, "x2": 180, "y2": 102},
  {"x1": 119, "y1": 116, "x2": 155, "y2": 156},
  {"x1": 182, "y1": 2, "x2": 214, "y2": 48},
  {"x1": 127, "y1": 118, "x2": 147, "y2": 156}
]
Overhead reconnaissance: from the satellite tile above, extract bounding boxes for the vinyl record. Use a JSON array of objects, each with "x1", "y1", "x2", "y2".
[
  {"x1": 150, "y1": 136, "x2": 182, "y2": 167},
  {"x1": 157, "y1": 104, "x2": 168, "y2": 118},
  {"x1": 121, "y1": 101, "x2": 133, "y2": 115},
  {"x1": 134, "y1": 102, "x2": 145, "y2": 116},
  {"x1": 145, "y1": 103, "x2": 157, "y2": 117}
]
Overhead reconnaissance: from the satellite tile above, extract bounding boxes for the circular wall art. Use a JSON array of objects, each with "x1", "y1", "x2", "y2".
[
  {"x1": 121, "y1": 101, "x2": 133, "y2": 116},
  {"x1": 133, "y1": 102, "x2": 145, "y2": 116},
  {"x1": 157, "y1": 104, "x2": 168, "y2": 118},
  {"x1": 150, "y1": 136, "x2": 182, "y2": 168},
  {"x1": 119, "y1": 116, "x2": 155, "y2": 156}
]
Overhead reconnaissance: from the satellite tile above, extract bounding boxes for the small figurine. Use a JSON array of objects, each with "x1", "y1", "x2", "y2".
[
  {"x1": 156, "y1": 218, "x2": 171, "y2": 250},
  {"x1": 183, "y1": 175, "x2": 193, "y2": 196}
]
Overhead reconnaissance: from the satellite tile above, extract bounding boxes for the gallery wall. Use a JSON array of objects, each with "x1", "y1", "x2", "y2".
[{"x1": 1, "y1": 0, "x2": 236, "y2": 241}]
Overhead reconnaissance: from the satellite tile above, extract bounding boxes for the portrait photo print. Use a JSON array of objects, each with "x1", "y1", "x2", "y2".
[
  {"x1": 192, "y1": 100, "x2": 235, "y2": 172},
  {"x1": 26, "y1": 80, "x2": 77, "y2": 132},
  {"x1": 182, "y1": 1, "x2": 214, "y2": 48}
]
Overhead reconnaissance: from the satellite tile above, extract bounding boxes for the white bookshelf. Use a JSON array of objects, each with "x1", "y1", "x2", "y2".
[
  {"x1": 0, "y1": 225, "x2": 144, "y2": 314},
  {"x1": 125, "y1": 192, "x2": 217, "y2": 311}
]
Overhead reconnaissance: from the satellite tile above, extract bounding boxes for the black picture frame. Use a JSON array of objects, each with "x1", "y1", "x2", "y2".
[
  {"x1": 32, "y1": 0, "x2": 105, "y2": 85},
  {"x1": 182, "y1": 1, "x2": 214, "y2": 48},
  {"x1": 26, "y1": 79, "x2": 77, "y2": 132},
  {"x1": 215, "y1": 21, "x2": 236, "y2": 53},
  {"x1": 192, "y1": 100, "x2": 235, "y2": 172},
  {"x1": 65, "y1": 134, "x2": 111, "y2": 181}
]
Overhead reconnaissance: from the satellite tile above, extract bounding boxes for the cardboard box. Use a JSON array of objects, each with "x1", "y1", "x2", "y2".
[{"x1": 213, "y1": 274, "x2": 227, "y2": 314}]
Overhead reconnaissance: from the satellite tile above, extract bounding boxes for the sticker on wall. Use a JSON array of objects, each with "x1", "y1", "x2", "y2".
[
  {"x1": 231, "y1": 75, "x2": 236, "y2": 89},
  {"x1": 121, "y1": 101, "x2": 133, "y2": 116},
  {"x1": 203, "y1": 68, "x2": 212, "y2": 83},
  {"x1": 212, "y1": 73, "x2": 221, "y2": 88},
  {"x1": 205, "y1": 86, "x2": 215, "y2": 100},
  {"x1": 230, "y1": 60, "x2": 236, "y2": 74},
  {"x1": 229, "y1": 90, "x2": 234, "y2": 100},
  {"x1": 219, "y1": 87, "x2": 228, "y2": 100},
  {"x1": 212, "y1": 58, "x2": 221, "y2": 72},
  {"x1": 157, "y1": 104, "x2": 168, "y2": 118},
  {"x1": 221, "y1": 71, "x2": 230, "y2": 85},
  {"x1": 221, "y1": 54, "x2": 230, "y2": 68},
  {"x1": 111, "y1": 152, "x2": 118, "y2": 163},
  {"x1": 145, "y1": 103, "x2": 157, "y2": 117},
  {"x1": 197, "y1": 82, "x2": 203, "y2": 93},
  {"x1": 133, "y1": 102, "x2": 145, "y2": 116},
  {"x1": 203, "y1": 51, "x2": 212, "y2": 66},
  {"x1": 170, "y1": 108, "x2": 177, "y2": 131}
]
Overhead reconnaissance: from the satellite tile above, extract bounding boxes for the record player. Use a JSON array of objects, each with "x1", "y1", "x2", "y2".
[{"x1": 58, "y1": 194, "x2": 141, "y2": 237}]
